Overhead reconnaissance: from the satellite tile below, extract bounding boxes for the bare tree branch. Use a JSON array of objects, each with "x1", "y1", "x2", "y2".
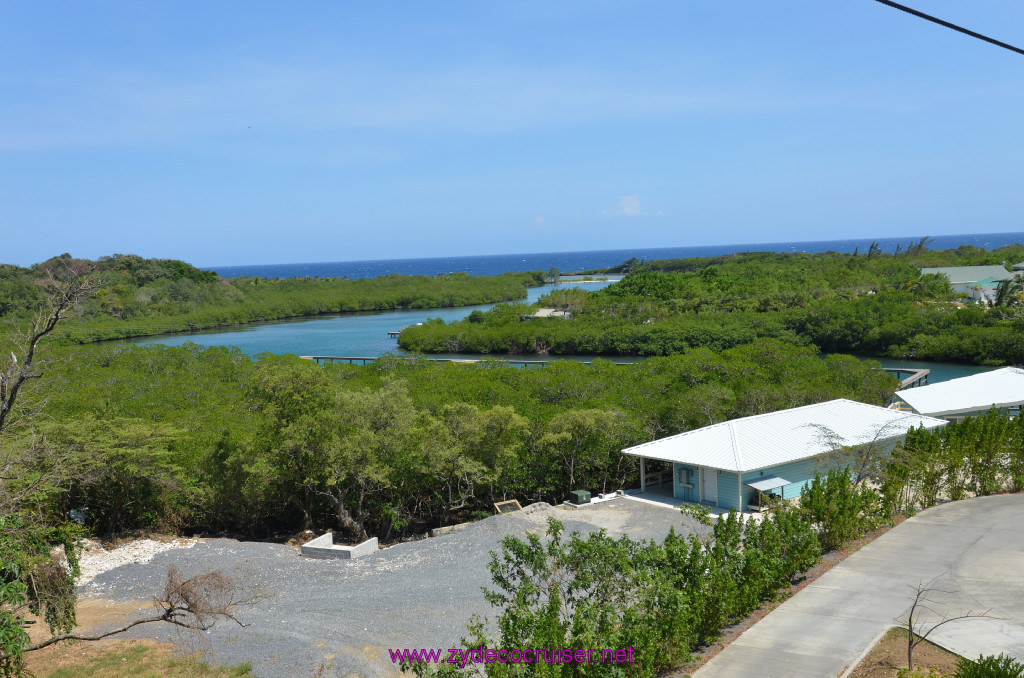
[
  {"x1": 0, "y1": 261, "x2": 99, "y2": 436},
  {"x1": 25, "y1": 565, "x2": 255, "y2": 653},
  {"x1": 897, "y1": 573, "x2": 1001, "y2": 669}
]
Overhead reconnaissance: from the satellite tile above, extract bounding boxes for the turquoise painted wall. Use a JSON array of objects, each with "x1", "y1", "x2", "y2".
[
  {"x1": 740, "y1": 455, "x2": 839, "y2": 507},
  {"x1": 718, "y1": 471, "x2": 741, "y2": 509},
  {"x1": 672, "y1": 463, "x2": 699, "y2": 503}
]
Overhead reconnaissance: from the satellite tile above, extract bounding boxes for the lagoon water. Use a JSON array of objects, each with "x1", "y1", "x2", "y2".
[
  {"x1": 123, "y1": 277, "x2": 988, "y2": 383},
  {"x1": 857, "y1": 356, "x2": 996, "y2": 385},
  {"x1": 131, "y1": 232, "x2": 1024, "y2": 382},
  {"x1": 125, "y1": 279, "x2": 623, "y2": 362}
]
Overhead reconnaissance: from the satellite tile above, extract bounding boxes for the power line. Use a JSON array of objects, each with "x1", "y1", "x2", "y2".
[{"x1": 872, "y1": 0, "x2": 1024, "y2": 57}]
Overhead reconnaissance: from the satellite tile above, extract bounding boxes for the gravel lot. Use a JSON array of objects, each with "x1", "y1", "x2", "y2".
[{"x1": 80, "y1": 498, "x2": 707, "y2": 677}]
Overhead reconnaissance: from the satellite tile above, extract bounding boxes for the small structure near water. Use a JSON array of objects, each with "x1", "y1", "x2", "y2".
[{"x1": 520, "y1": 308, "x2": 570, "y2": 320}]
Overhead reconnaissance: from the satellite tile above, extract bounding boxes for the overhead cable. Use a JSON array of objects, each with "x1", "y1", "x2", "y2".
[{"x1": 872, "y1": 0, "x2": 1024, "y2": 57}]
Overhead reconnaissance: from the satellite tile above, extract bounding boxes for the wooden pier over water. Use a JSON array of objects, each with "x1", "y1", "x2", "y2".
[
  {"x1": 882, "y1": 367, "x2": 929, "y2": 389},
  {"x1": 387, "y1": 324, "x2": 422, "y2": 338}
]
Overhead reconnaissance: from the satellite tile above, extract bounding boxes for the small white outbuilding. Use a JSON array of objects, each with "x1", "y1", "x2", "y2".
[{"x1": 894, "y1": 367, "x2": 1024, "y2": 421}]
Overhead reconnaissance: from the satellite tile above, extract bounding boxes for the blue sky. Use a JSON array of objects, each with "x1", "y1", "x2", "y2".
[{"x1": 2, "y1": 1, "x2": 1023, "y2": 267}]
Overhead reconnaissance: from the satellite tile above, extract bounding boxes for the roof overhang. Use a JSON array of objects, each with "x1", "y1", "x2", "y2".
[
  {"x1": 622, "y1": 399, "x2": 948, "y2": 473},
  {"x1": 746, "y1": 475, "x2": 790, "y2": 492},
  {"x1": 900, "y1": 399, "x2": 1024, "y2": 418}
]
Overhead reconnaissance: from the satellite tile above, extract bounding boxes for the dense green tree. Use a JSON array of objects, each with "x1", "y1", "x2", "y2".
[
  {"x1": 246, "y1": 357, "x2": 339, "y2": 530},
  {"x1": 539, "y1": 409, "x2": 636, "y2": 495}
]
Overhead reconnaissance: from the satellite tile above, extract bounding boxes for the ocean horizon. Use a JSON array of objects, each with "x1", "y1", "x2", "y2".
[{"x1": 206, "y1": 231, "x2": 1024, "y2": 280}]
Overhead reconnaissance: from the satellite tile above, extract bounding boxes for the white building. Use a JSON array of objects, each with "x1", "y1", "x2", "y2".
[
  {"x1": 919, "y1": 265, "x2": 1015, "y2": 296},
  {"x1": 894, "y1": 367, "x2": 1024, "y2": 421},
  {"x1": 622, "y1": 399, "x2": 946, "y2": 510}
]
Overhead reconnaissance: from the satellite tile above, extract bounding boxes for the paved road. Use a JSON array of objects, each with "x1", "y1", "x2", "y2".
[
  {"x1": 693, "y1": 494, "x2": 1024, "y2": 678},
  {"x1": 81, "y1": 498, "x2": 705, "y2": 678}
]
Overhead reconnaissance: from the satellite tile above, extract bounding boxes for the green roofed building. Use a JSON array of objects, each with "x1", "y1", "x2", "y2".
[{"x1": 920, "y1": 265, "x2": 1014, "y2": 295}]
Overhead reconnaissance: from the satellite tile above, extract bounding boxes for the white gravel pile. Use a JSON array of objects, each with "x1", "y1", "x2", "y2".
[{"x1": 77, "y1": 537, "x2": 201, "y2": 586}]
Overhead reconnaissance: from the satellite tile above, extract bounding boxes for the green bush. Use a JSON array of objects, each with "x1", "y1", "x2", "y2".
[
  {"x1": 413, "y1": 510, "x2": 821, "y2": 677},
  {"x1": 955, "y1": 654, "x2": 1024, "y2": 678},
  {"x1": 800, "y1": 469, "x2": 878, "y2": 551}
]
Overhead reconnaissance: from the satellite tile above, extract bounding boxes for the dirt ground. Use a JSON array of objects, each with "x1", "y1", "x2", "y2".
[
  {"x1": 849, "y1": 628, "x2": 962, "y2": 677},
  {"x1": 25, "y1": 599, "x2": 251, "y2": 677},
  {"x1": 25, "y1": 599, "x2": 168, "y2": 674}
]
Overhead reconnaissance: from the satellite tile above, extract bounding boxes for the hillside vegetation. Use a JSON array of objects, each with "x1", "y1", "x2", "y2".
[{"x1": 0, "y1": 253, "x2": 544, "y2": 343}]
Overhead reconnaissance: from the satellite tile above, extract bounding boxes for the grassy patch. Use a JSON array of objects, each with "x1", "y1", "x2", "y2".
[{"x1": 31, "y1": 640, "x2": 253, "y2": 678}]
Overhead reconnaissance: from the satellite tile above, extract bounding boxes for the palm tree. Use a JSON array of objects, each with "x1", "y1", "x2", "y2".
[{"x1": 994, "y1": 274, "x2": 1024, "y2": 307}]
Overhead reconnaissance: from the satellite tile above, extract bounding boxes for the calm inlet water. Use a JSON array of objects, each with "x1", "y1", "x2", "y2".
[
  {"x1": 123, "y1": 280, "x2": 628, "y2": 362},
  {"x1": 863, "y1": 357, "x2": 995, "y2": 386},
  {"x1": 130, "y1": 227, "x2": 1024, "y2": 383},
  {"x1": 123, "y1": 277, "x2": 989, "y2": 383}
]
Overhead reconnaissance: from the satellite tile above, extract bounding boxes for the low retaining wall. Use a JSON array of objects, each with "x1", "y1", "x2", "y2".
[
  {"x1": 429, "y1": 522, "x2": 470, "y2": 538},
  {"x1": 300, "y1": 533, "x2": 378, "y2": 560}
]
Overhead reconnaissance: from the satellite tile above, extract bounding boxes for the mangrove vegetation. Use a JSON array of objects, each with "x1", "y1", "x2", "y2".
[
  {"x1": 0, "y1": 253, "x2": 544, "y2": 344},
  {"x1": 399, "y1": 244, "x2": 1024, "y2": 364}
]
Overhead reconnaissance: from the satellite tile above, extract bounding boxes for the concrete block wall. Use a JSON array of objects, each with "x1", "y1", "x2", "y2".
[{"x1": 300, "y1": 533, "x2": 378, "y2": 560}]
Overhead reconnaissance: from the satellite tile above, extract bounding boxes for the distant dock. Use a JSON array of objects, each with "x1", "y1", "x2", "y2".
[
  {"x1": 388, "y1": 323, "x2": 422, "y2": 339},
  {"x1": 883, "y1": 367, "x2": 929, "y2": 389}
]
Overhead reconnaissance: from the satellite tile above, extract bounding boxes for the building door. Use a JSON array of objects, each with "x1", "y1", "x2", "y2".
[{"x1": 702, "y1": 467, "x2": 717, "y2": 504}]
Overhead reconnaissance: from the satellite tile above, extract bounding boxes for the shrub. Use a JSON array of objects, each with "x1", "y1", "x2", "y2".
[
  {"x1": 955, "y1": 654, "x2": 1024, "y2": 678},
  {"x1": 800, "y1": 469, "x2": 878, "y2": 551}
]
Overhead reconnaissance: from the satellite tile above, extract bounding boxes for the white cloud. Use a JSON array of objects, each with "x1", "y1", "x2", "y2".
[
  {"x1": 601, "y1": 194, "x2": 644, "y2": 218},
  {"x1": 619, "y1": 195, "x2": 642, "y2": 217}
]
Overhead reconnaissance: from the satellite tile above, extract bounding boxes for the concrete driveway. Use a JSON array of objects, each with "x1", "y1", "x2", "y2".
[{"x1": 693, "y1": 494, "x2": 1024, "y2": 678}]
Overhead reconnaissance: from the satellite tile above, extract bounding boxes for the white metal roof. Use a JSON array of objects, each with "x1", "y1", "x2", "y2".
[
  {"x1": 895, "y1": 367, "x2": 1024, "y2": 417},
  {"x1": 919, "y1": 265, "x2": 1015, "y2": 285},
  {"x1": 747, "y1": 475, "x2": 790, "y2": 492},
  {"x1": 622, "y1": 399, "x2": 947, "y2": 473}
]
